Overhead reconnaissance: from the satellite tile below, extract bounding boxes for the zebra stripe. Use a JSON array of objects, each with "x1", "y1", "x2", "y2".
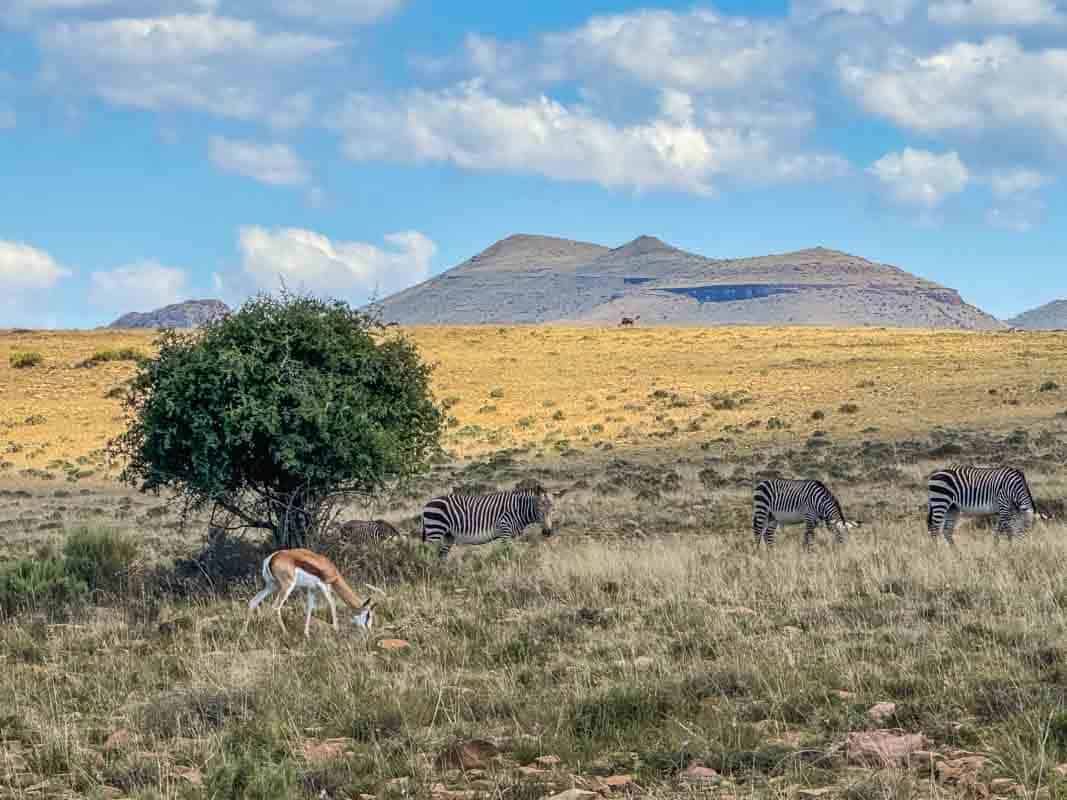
[
  {"x1": 337, "y1": 519, "x2": 399, "y2": 547},
  {"x1": 927, "y1": 466, "x2": 1036, "y2": 544},
  {"x1": 752, "y1": 479, "x2": 848, "y2": 549},
  {"x1": 421, "y1": 488, "x2": 555, "y2": 559}
]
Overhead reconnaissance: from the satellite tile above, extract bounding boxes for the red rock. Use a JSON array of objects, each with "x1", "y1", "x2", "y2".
[
  {"x1": 604, "y1": 775, "x2": 635, "y2": 788},
  {"x1": 867, "y1": 702, "x2": 897, "y2": 723},
  {"x1": 680, "y1": 763, "x2": 720, "y2": 782},
  {"x1": 846, "y1": 730, "x2": 929, "y2": 767},
  {"x1": 378, "y1": 638, "x2": 411, "y2": 651},
  {"x1": 436, "y1": 738, "x2": 499, "y2": 770},
  {"x1": 536, "y1": 754, "x2": 562, "y2": 767},
  {"x1": 301, "y1": 738, "x2": 354, "y2": 763}
]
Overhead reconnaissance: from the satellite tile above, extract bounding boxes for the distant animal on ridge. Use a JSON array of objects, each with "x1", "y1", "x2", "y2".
[
  {"x1": 927, "y1": 466, "x2": 1036, "y2": 545},
  {"x1": 337, "y1": 519, "x2": 400, "y2": 547},
  {"x1": 753, "y1": 479, "x2": 850, "y2": 549},
  {"x1": 421, "y1": 486, "x2": 564, "y2": 559},
  {"x1": 244, "y1": 549, "x2": 376, "y2": 638},
  {"x1": 620, "y1": 315, "x2": 641, "y2": 327}
]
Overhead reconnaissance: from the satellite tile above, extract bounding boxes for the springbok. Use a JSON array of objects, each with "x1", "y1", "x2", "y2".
[{"x1": 244, "y1": 548, "x2": 376, "y2": 637}]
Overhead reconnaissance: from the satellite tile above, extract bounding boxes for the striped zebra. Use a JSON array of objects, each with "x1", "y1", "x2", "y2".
[
  {"x1": 927, "y1": 466, "x2": 1036, "y2": 545},
  {"x1": 337, "y1": 519, "x2": 399, "y2": 547},
  {"x1": 421, "y1": 486, "x2": 561, "y2": 559},
  {"x1": 753, "y1": 479, "x2": 849, "y2": 549}
]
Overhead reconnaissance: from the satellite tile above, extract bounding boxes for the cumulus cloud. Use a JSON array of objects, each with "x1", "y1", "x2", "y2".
[
  {"x1": 791, "y1": 0, "x2": 919, "y2": 24},
  {"x1": 89, "y1": 260, "x2": 189, "y2": 313},
  {"x1": 928, "y1": 0, "x2": 1065, "y2": 26},
  {"x1": 37, "y1": 13, "x2": 335, "y2": 126},
  {"x1": 209, "y1": 137, "x2": 310, "y2": 186},
  {"x1": 268, "y1": 0, "x2": 405, "y2": 23},
  {"x1": 237, "y1": 226, "x2": 435, "y2": 302},
  {"x1": 840, "y1": 37, "x2": 1067, "y2": 144},
  {"x1": 330, "y1": 82, "x2": 848, "y2": 195},
  {"x1": 0, "y1": 240, "x2": 72, "y2": 290},
  {"x1": 868, "y1": 148, "x2": 970, "y2": 207},
  {"x1": 988, "y1": 167, "x2": 1051, "y2": 195}
]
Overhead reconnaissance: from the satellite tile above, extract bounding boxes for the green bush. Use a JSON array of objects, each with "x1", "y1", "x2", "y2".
[
  {"x1": 62, "y1": 527, "x2": 138, "y2": 595},
  {"x1": 78, "y1": 348, "x2": 145, "y2": 368},
  {"x1": 0, "y1": 557, "x2": 87, "y2": 616},
  {"x1": 9, "y1": 351, "x2": 43, "y2": 369}
]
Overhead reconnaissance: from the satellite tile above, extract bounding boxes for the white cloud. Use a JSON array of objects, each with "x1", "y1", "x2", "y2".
[
  {"x1": 268, "y1": 0, "x2": 404, "y2": 23},
  {"x1": 868, "y1": 148, "x2": 970, "y2": 207},
  {"x1": 988, "y1": 167, "x2": 1051, "y2": 195},
  {"x1": 928, "y1": 0, "x2": 1064, "y2": 26},
  {"x1": 0, "y1": 240, "x2": 72, "y2": 290},
  {"x1": 791, "y1": 0, "x2": 919, "y2": 24},
  {"x1": 89, "y1": 261, "x2": 189, "y2": 312},
  {"x1": 840, "y1": 37, "x2": 1067, "y2": 144},
  {"x1": 209, "y1": 136, "x2": 310, "y2": 186},
  {"x1": 330, "y1": 82, "x2": 848, "y2": 195},
  {"x1": 0, "y1": 108, "x2": 14, "y2": 129},
  {"x1": 37, "y1": 13, "x2": 336, "y2": 126},
  {"x1": 238, "y1": 226, "x2": 435, "y2": 302}
]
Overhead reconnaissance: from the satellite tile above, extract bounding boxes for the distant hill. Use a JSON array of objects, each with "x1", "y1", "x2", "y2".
[
  {"x1": 1008, "y1": 300, "x2": 1067, "y2": 330},
  {"x1": 108, "y1": 299, "x2": 230, "y2": 329},
  {"x1": 374, "y1": 234, "x2": 1004, "y2": 329}
]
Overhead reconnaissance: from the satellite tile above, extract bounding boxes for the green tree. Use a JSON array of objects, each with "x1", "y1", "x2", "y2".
[{"x1": 111, "y1": 293, "x2": 442, "y2": 549}]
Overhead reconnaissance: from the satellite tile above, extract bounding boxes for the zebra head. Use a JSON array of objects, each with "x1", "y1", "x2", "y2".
[{"x1": 535, "y1": 488, "x2": 567, "y2": 536}]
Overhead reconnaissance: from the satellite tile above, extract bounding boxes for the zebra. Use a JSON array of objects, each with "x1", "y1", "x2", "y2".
[
  {"x1": 421, "y1": 486, "x2": 561, "y2": 559},
  {"x1": 337, "y1": 519, "x2": 400, "y2": 547},
  {"x1": 927, "y1": 466, "x2": 1036, "y2": 545},
  {"x1": 752, "y1": 479, "x2": 849, "y2": 549},
  {"x1": 620, "y1": 315, "x2": 641, "y2": 327}
]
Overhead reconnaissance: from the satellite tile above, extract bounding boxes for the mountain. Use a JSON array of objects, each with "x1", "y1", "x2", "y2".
[
  {"x1": 108, "y1": 299, "x2": 230, "y2": 329},
  {"x1": 374, "y1": 234, "x2": 1003, "y2": 329},
  {"x1": 1008, "y1": 300, "x2": 1067, "y2": 330}
]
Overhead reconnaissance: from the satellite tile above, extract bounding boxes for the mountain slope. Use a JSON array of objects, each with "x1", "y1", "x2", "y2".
[
  {"x1": 373, "y1": 235, "x2": 1003, "y2": 329},
  {"x1": 1008, "y1": 300, "x2": 1067, "y2": 330},
  {"x1": 108, "y1": 299, "x2": 230, "y2": 329}
]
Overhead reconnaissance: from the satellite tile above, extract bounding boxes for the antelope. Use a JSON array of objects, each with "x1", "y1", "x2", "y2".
[
  {"x1": 244, "y1": 548, "x2": 377, "y2": 638},
  {"x1": 620, "y1": 315, "x2": 640, "y2": 327}
]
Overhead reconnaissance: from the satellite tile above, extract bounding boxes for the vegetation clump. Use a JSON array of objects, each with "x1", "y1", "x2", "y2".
[{"x1": 9, "y1": 351, "x2": 43, "y2": 369}]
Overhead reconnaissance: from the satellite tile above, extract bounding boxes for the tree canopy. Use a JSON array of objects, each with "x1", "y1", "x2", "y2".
[{"x1": 111, "y1": 293, "x2": 443, "y2": 548}]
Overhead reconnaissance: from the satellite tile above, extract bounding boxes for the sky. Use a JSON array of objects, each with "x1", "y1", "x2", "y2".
[{"x1": 1, "y1": 0, "x2": 1066, "y2": 327}]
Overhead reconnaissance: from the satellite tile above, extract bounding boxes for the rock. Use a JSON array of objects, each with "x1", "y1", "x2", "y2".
[
  {"x1": 109, "y1": 299, "x2": 230, "y2": 329},
  {"x1": 936, "y1": 754, "x2": 989, "y2": 785},
  {"x1": 436, "y1": 738, "x2": 499, "y2": 770},
  {"x1": 832, "y1": 690, "x2": 855, "y2": 700},
  {"x1": 867, "y1": 702, "x2": 897, "y2": 723},
  {"x1": 545, "y1": 791, "x2": 598, "y2": 800},
  {"x1": 104, "y1": 729, "x2": 132, "y2": 752},
  {"x1": 301, "y1": 738, "x2": 354, "y2": 763},
  {"x1": 536, "y1": 755, "x2": 562, "y2": 767},
  {"x1": 845, "y1": 730, "x2": 929, "y2": 768},
  {"x1": 680, "y1": 763, "x2": 720, "y2": 783},
  {"x1": 518, "y1": 766, "x2": 549, "y2": 776},
  {"x1": 797, "y1": 790, "x2": 834, "y2": 799},
  {"x1": 990, "y1": 778, "x2": 1023, "y2": 796},
  {"x1": 378, "y1": 638, "x2": 411, "y2": 651},
  {"x1": 604, "y1": 775, "x2": 635, "y2": 789},
  {"x1": 911, "y1": 750, "x2": 942, "y2": 768}
]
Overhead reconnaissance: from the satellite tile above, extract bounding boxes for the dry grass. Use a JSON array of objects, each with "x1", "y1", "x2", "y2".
[{"x1": 3, "y1": 326, "x2": 1067, "y2": 473}]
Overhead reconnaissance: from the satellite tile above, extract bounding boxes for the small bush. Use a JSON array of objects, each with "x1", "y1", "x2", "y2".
[
  {"x1": 552, "y1": 410, "x2": 565, "y2": 421},
  {"x1": 0, "y1": 557, "x2": 87, "y2": 617},
  {"x1": 62, "y1": 527, "x2": 138, "y2": 596},
  {"x1": 9, "y1": 351, "x2": 43, "y2": 369},
  {"x1": 811, "y1": 410, "x2": 826, "y2": 420},
  {"x1": 1040, "y1": 381, "x2": 1060, "y2": 392},
  {"x1": 77, "y1": 348, "x2": 145, "y2": 368},
  {"x1": 489, "y1": 387, "x2": 505, "y2": 398},
  {"x1": 839, "y1": 403, "x2": 860, "y2": 414}
]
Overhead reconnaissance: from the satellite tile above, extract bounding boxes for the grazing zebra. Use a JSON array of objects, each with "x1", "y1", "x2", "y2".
[
  {"x1": 421, "y1": 486, "x2": 561, "y2": 559},
  {"x1": 927, "y1": 466, "x2": 1036, "y2": 544},
  {"x1": 753, "y1": 479, "x2": 849, "y2": 549},
  {"x1": 337, "y1": 519, "x2": 399, "y2": 546}
]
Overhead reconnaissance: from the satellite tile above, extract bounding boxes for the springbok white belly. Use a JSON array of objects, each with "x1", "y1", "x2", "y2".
[{"x1": 293, "y1": 568, "x2": 326, "y2": 590}]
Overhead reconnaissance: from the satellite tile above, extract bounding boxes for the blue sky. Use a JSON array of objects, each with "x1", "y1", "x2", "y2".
[{"x1": 1, "y1": 0, "x2": 1066, "y2": 327}]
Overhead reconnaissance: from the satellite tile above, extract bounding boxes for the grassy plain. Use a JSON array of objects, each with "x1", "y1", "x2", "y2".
[{"x1": 3, "y1": 326, "x2": 1067, "y2": 799}]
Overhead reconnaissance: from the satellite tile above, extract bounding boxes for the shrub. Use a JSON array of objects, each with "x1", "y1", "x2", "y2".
[
  {"x1": 811, "y1": 410, "x2": 826, "y2": 420},
  {"x1": 110, "y1": 292, "x2": 443, "y2": 549},
  {"x1": 839, "y1": 403, "x2": 860, "y2": 414},
  {"x1": 1040, "y1": 381, "x2": 1060, "y2": 392},
  {"x1": 62, "y1": 527, "x2": 138, "y2": 596},
  {"x1": 78, "y1": 348, "x2": 144, "y2": 368},
  {"x1": 9, "y1": 351, "x2": 43, "y2": 369},
  {"x1": 0, "y1": 557, "x2": 86, "y2": 617}
]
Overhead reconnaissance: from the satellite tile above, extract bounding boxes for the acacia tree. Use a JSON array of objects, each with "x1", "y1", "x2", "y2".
[{"x1": 111, "y1": 293, "x2": 442, "y2": 549}]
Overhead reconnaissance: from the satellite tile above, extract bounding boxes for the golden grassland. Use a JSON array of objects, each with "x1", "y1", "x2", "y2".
[{"x1": 2, "y1": 326, "x2": 1067, "y2": 476}]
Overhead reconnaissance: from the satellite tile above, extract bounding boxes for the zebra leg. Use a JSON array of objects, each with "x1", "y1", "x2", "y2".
[
  {"x1": 764, "y1": 518, "x2": 779, "y2": 547},
  {"x1": 803, "y1": 517, "x2": 817, "y2": 551},
  {"x1": 942, "y1": 507, "x2": 959, "y2": 546},
  {"x1": 438, "y1": 535, "x2": 454, "y2": 560},
  {"x1": 752, "y1": 508, "x2": 767, "y2": 546},
  {"x1": 996, "y1": 509, "x2": 1014, "y2": 543},
  {"x1": 927, "y1": 502, "x2": 943, "y2": 540}
]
